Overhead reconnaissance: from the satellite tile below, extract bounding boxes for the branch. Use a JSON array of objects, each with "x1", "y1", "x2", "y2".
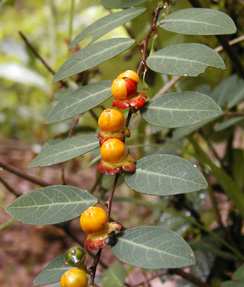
[
  {"x1": 0, "y1": 176, "x2": 21, "y2": 197},
  {"x1": 0, "y1": 160, "x2": 51, "y2": 187},
  {"x1": 18, "y1": 31, "x2": 67, "y2": 86},
  {"x1": 170, "y1": 269, "x2": 211, "y2": 287}
]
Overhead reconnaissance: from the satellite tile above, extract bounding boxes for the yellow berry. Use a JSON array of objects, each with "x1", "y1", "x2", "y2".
[
  {"x1": 100, "y1": 138, "x2": 126, "y2": 163},
  {"x1": 98, "y1": 109, "x2": 124, "y2": 132},
  {"x1": 80, "y1": 206, "x2": 107, "y2": 234},
  {"x1": 119, "y1": 70, "x2": 140, "y2": 83},
  {"x1": 60, "y1": 268, "x2": 88, "y2": 287}
]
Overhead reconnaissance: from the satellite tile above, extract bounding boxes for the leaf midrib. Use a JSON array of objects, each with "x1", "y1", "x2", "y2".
[{"x1": 118, "y1": 236, "x2": 192, "y2": 262}]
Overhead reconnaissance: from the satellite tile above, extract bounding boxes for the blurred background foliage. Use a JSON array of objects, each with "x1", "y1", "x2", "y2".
[{"x1": 1, "y1": 0, "x2": 243, "y2": 143}]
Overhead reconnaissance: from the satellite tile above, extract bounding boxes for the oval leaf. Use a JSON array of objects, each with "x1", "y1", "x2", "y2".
[
  {"x1": 46, "y1": 81, "x2": 112, "y2": 124},
  {"x1": 101, "y1": 264, "x2": 126, "y2": 287},
  {"x1": 160, "y1": 8, "x2": 236, "y2": 35},
  {"x1": 222, "y1": 282, "x2": 244, "y2": 287},
  {"x1": 70, "y1": 7, "x2": 146, "y2": 48},
  {"x1": 112, "y1": 226, "x2": 195, "y2": 269},
  {"x1": 29, "y1": 134, "x2": 99, "y2": 168},
  {"x1": 215, "y1": 117, "x2": 244, "y2": 132},
  {"x1": 53, "y1": 38, "x2": 135, "y2": 83},
  {"x1": 6, "y1": 185, "x2": 97, "y2": 225},
  {"x1": 34, "y1": 255, "x2": 71, "y2": 286},
  {"x1": 146, "y1": 43, "x2": 226, "y2": 77},
  {"x1": 125, "y1": 154, "x2": 208, "y2": 196},
  {"x1": 101, "y1": 0, "x2": 147, "y2": 9},
  {"x1": 141, "y1": 92, "x2": 222, "y2": 128}
]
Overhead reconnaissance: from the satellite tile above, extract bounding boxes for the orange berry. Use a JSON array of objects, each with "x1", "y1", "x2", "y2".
[
  {"x1": 60, "y1": 268, "x2": 88, "y2": 287},
  {"x1": 98, "y1": 109, "x2": 124, "y2": 132},
  {"x1": 119, "y1": 70, "x2": 140, "y2": 83},
  {"x1": 111, "y1": 70, "x2": 138, "y2": 100},
  {"x1": 100, "y1": 138, "x2": 126, "y2": 163},
  {"x1": 111, "y1": 77, "x2": 128, "y2": 100},
  {"x1": 80, "y1": 206, "x2": 107, "y2": 234}
]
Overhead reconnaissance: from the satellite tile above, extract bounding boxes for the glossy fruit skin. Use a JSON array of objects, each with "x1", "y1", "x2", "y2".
[
  {"x1": 60, "y1": 268, "x2": 88, "y2": 287},
  {"x1": 100, "y1": 138, "x2": 126, "y2": 163},
  {"x1": 65, "y1": 247, "x2": 86, "y2": 267},
  {"x1": 111, "y1": 70, "x2": 139, "y2": 100},
  {"x1": 119, "y1": 70, "x2": 140, "y2": 83},
  {"x1": 98, "y1": 109, "x2": 124, "y2": 132},
  {"x1": 80, "y1": 206, "x2": 108, "y2": 234}
]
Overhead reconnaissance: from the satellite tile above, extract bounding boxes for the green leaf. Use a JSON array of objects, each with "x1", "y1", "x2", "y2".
[
  {"x1": 125, "y1": 154, "x2": 207, "y2": 196},
  {"x1": 53, "y1": 38, "x2": 135, "y2": 83},
  {"x1": 146, "y1": 43, "x2": 226, "y2": 77},
  {"x1": 70, "y1": 7, "x2": 146, "y2": 48},
  {"x1": 215, "y1": 117, "x2": 244, "y2": 132},
  {"x1": 210, "y1": 74, "x2": 238, "y2": 107},
  {"x1": 112, "y1": 226, "x2": 195, "y2": 269},
  {"x1": 227, "y1": 79, "x2": 244, "y2": 109},
  {"x1": 101, "y1": 0, "x2": 147, "y2": 9},
  {"x1": 6, "y1": 185, "x2": 97, "y2": 225},
  {"x1": 29, "y1": 134, "x2": 99, "y2": 167},
  {"x1": 233, "y1": 265, "x2": 244, "y2": 281},
  {"x1": 46, "y1": 81, "x2": 112, "y2": 124},
  {"x1": 34, "y1": 254, "x2": 70, "y2": 286},
  {"x1": 159, "y1": 8, "x2": 236, "y2": 35},
  {"x1": 221, "y1": 282, "x2": 244, "y2": 287},
  {"x1": 101, "y1": 264, "x2": 126, "y2": 287},
  {"x1": 141, "y1": 92, "x2": 222, "y2": 128},
  {"x1": 172, "y1": 114, "x2": 223, "y2": 141}
]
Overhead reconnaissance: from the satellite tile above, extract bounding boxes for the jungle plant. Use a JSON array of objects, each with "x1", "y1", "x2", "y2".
[{"x1": 3, "y1": 0, "x2": 244, "y2": 286}]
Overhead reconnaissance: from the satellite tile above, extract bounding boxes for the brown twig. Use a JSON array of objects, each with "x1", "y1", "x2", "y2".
[
  {"x1": 105, "y1": 173, "x2": 120, "y2": 219},
  {"x1": 0, "y1": 160, "x2": 51, "y2": 187},
  {"x1": 89, "y1": 248, "x2": 103, "y2": 284},
  {"x1": 130, "y1": 271, "x2": 168, "y2": 287},
  {"x1": 18, "y1": 31, "x2": 67, "y2": 87},
  {"x1": 0, "y1": 176, "x2": 21, "y2": 197},
  {"x1": 170, "y1": 269, "x2": 211, "y2": 287}
]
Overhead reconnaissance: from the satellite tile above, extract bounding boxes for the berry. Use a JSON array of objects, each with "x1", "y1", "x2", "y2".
[
  {"x1": 98, "y1": 109, "x2": 124, "y2": 132},
  {"x1": 119, "y1": 70, "x2": 140, "y2": 83},
  {"x1": 60, "y1": 268, "x2": 88, "y2": 287},
  {"x1": 111, "y1": 70, "x2": 139, "y2": 100},
  {"x1": 80, "y1": 206, "x2": 107, "y2": 234},
  {"x1": 100, "y1": 138, "x2": 126, "y2": 164},
  {"x1": 65, "y1": 247, "x2": 86, "y2": 267}
]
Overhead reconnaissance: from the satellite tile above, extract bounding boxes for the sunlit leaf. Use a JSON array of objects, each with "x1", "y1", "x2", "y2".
[
  {"x1": 112, "y1": 226, "x2": 195, "y2": 269},
  {"x1": 6, "y1": 185, "x2": 97, "y2": 225},
  {"x1": 101, "y1": 0, "x2": 147, "y2": 9},
  {"x1": 141, "y1": 92, "x2": 222, "y2": 128},
  {"x1": 29, "y1": 135, "x2": 99, "y2": 167},
  {"x1": 34, "y1": 255, "x2": 70, "y2": 286},
  {"x1": 46, "y1": 81, "x2": 112, "y2": 124},
  {"x1": 160, "y1": 8, "x2": 236, "y2": 35},
  {"x1": 70, "y1": 7, "x2": 146, "y2": 48},
  {"x1": 101, "y1": 264, "x2": 126, "y2": 287},
  {"x1": 125, "y1": 154, "x2": 207, "y2": 196},
  {"x1": 146, "y1": 43, "x2": 225, "y2": 77},
  {"x1": 53, "y1": 38, "x2": 135, "y2": 83}
]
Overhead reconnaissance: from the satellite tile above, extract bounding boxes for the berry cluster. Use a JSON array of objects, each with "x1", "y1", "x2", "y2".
[
  {"x1": 98, "y1": 70, "x2": 147, "y2": 175},
  {"x1": 60, "y1": 71, "x2": 147, "y2": 287}
]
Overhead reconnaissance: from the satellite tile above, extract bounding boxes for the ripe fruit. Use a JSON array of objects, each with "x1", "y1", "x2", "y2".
[
  {"x1": 98, "y1": 109, "x2": 124, "y2": 132},
  {"x1": 60, "y1": 268, "x2": 88, "y2": 287},
  {"x1": 100, "y1": 138, "x2": 126, "y2": 164},
  {"x1": 111, "y1": 70, "x2": 139, "y2": 100},
  {"x1": 80, "y1": 206, "x2": 108, "y2": 234},
  {"x1": 119, "y1": 70, "x2": 140, "y2": 83}
]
